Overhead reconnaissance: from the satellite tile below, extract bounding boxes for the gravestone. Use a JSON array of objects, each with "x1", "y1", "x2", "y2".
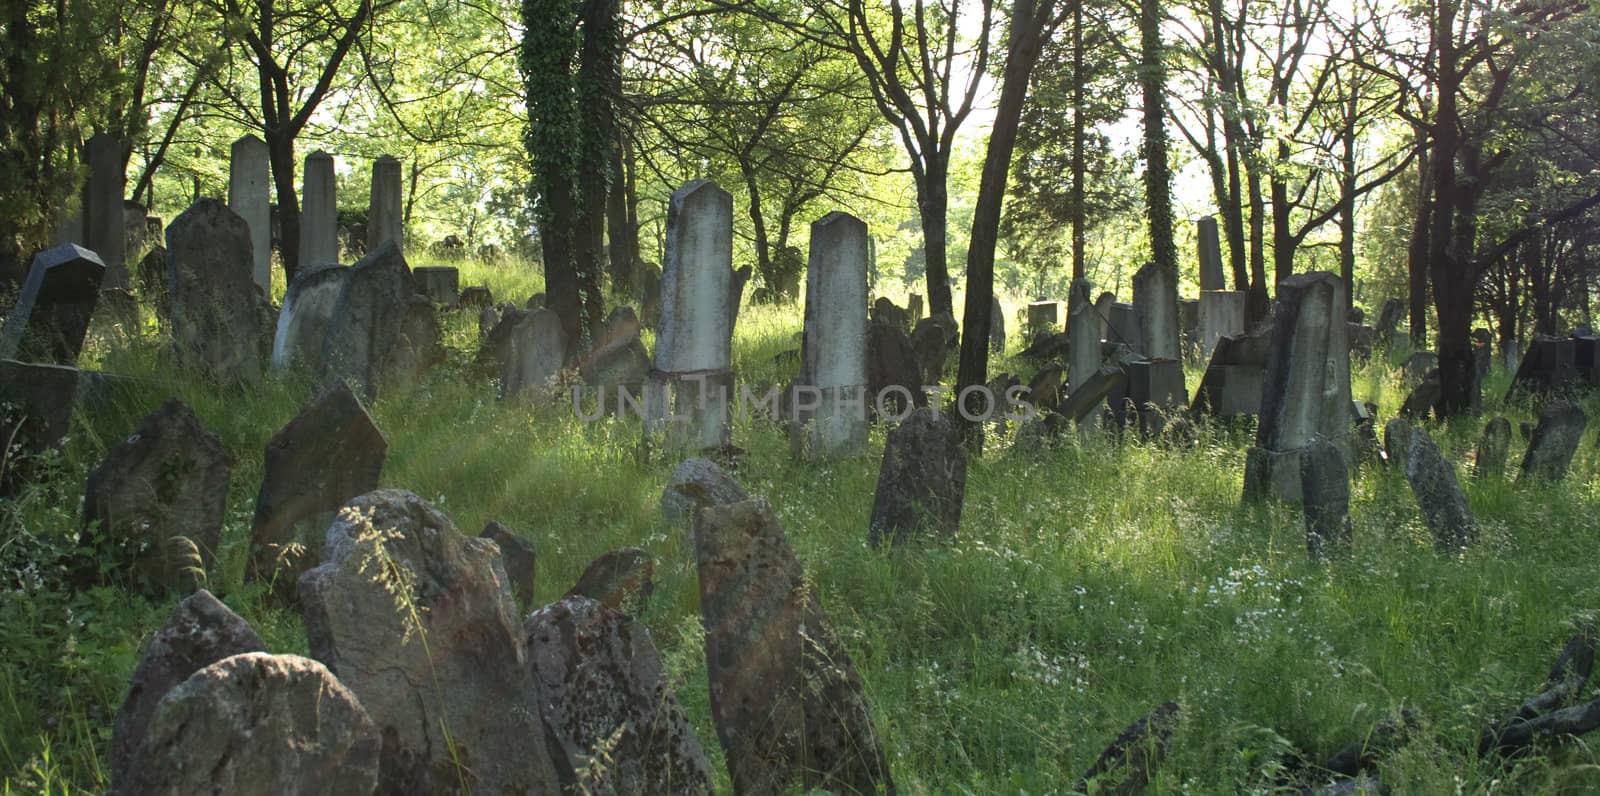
[
  {"x1": 1108, "y1": 302, "x2": 1139, "y2": 353},
  {"x1": 322, "y1": 241, "x2": 415, "y2": 399},
  {"x1": 872, "y1": 297, "x2": 910, "y2": 332},
  {"x1": 907, "y1": 293, "x2": 924, "y2": 322},
  {"x1": 1133, "y1": 261, "x2": 1180, "y2": 361},
  {"x1": 869, "y1": 408, "x2": 966, "y2": 546},
  {"x1": 1403, "y1": 351, "x2": 1439, "y2": 384},
  {"x1": 248, "y1": 381, "x2": 387, "y2": 593},
  {"x1": 990, "y1": 296, "x2": 1006, "y2": 353},
  {"x1": 385, "y1": 294, "x2": 443, "y2": 392},
  {"x1": 577, "y1": 305, "x2": 651, "y2": 406},
  {"x1": 867, "y1": 321, "x2": 923, "y2": 417},
  {"x1": 298, "y1": 489, "x2": 561, "y2": 794},
  {"x1": 661, "y1": 457, "x2": 750, "y2": 525},
  {"x1": 1197, "y1": 215, "x2": 1224, "y2": 291},
  {"x1": 298, "y1": 150, "x2": 338, "y2": 267},
  {"x1": 1243, "y1": 272, "x2": 1353, "y2": 503},
  {"x1": 1190, "y1": 326, "x2": 1273, "y2": 417},
  {"x1": 458, "y1": 284, "x2": 492, "y2": 308},
  {"x1": 1383, "y1": 417, "x2": 1413, "y2": 471},
  {"x1": 1028, "y1": 300, "x2": 1059, "y2": 336},
  {"x1": 910, "y1": 316, "x2": 950, "y2": 387},
  {"x1": 135, "y1": 245, "x2": 167, "y2": 313},
  {"x1": 501, "y1": 307, "x2": 567, "y2": 399},
  {"x1": 730, "y1": 264, "x2": 752, "y2": 331},
  {"x1": 229, "y1": 134, "x2": 272, "y2": 295},
  {"x1": 1060, "y1": 364, "x2": 1128, "y2": 423},
  {"x1": 82, "y1": 399, "x2": 231, "y2": 592},
  {"x1": 1178, "y1": 298, "x2": 1199, "y2": 353},
  {"x1": 693, "y1": 499, "x2": 895, "y2": 795},
  {"x1": 84, "y1": 133, "x2": 128, "y2": 288},
  {"x1": 1405, "y1": 429, "x2": 1477, "y2": 549},
  {"x1": 1476, "y1": 416, "x2": 1511, "y2": 479},
  {"x1": 0, "y1": 244, "x2": 105, "y2": 363},
  {"x1": 367, "y1": 155, "x2": 403, "y2": 253},
  {"x1": 1300, "y1": 437, "x2": 1352, "y2": 559},
  {"x1": 1026, "y1": 363, "x2": 1065, "y2": 414},
  {"x1": 0, "y1": 360, "x2": 79, "y2": 493},
  {"x1": 1519, "y1": 400, "x2": 1587, "y2": 483},
  {"x1": 1127, "y1": 358, "x2": 1186, "y2": 437},
  {"x1": 411, "y1": 266, "x2": 458, "y2": 305},
  {"x1": 120, "y1": 653, "x2": 380, "y2": 796},
  {"x1": 166, "y1": 199, "x2": 264, "y2": 386},
  {"x1": 1400, "y1": 372, "x2": 1441, "y2": 420},
  {"x1": 637, "y1": 262, "x2": 662, "y2": 327},
  {"x1": 1095, "y1": 291, "x2": 1115, "y2": 341},
  {"x1": 479, "y1": 521, "x2": 537, "y2": 606},
  {"x1": 1197, "y1": 290, "x2": 1247, "y2": 360},
  {"x1": 648, "y1": 181, "x2": 734, "y2": 453},
  {"x1": 1508, "y1": 336, "x2": 1585, "y2": 398},
  {"x1": 525, "y1": 597, "x2": 713, "y2": 794},
  {"x1": 794, "y1": 212, "x2": 870, "y2": 460},
  {"x1": 1377, "y1": 298, "x2": 1405, "y2": 347},
  {"x1": 568, "y1": 547, "x2": 654, "y2": 615},
  {"x1": 1068, "y1": 279, "x2": 1100, "y2": 393},
  {"x1": 108, "y1": 589, "x2": 267, "y2": 789},
  {"x1": 271, "y1": 264, "x2": 348, "y2": 373}
]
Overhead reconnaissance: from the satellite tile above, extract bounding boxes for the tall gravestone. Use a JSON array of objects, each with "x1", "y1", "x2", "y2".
[
  {"x1": 84, "y1": 133, "x2": 128, "y2": 288},
  {"x1": 1243, "y1": 271, "x2": 1353, "y2": 502},
  {"x1": 166, "y1": 199, "x2": 265, "y2": 386},
  {"x1": 299, "y1": 150, "x2": 338, "y2": 267},
  {"x1": 229, "y1": 134, "x2": 272, "y2": 295},
  {"x1": 1519, "y1": 401, "x2": 1587, "y2": 483},
  {"x1": 1133, "y1": 261, "x2": 1180, "y2": 361},
  {"x1": 0, "y1": 244, "x2": 105, "y2": 363},
  {"x1": 1197, "y1": 215, "x2": 1224, "y2": 292},
  {"x1": 1109, "y1": 302, "x2": 1139, "y2": 353},
  {"x1": 795, "y1": 212, "x2": 869, "y2": 460},
  {"x1": 648, "y1": 180, "x2": 734, "y2": 453},
  {"x1": 1068, "y1": 279, "x2": 1100, "y2": 394},
  {"x1": 323, "y1": 242, "x2": 415, "y2": 399},
  {"x1": 272, "y1": 264, "x2": 348, "y2": 373},
  {"x1": 367, "y1": 155, "x2": 404, "y2": 254},
  {"x1": 1198, "y1": 290, "x2": 1247, "y2": 360}
]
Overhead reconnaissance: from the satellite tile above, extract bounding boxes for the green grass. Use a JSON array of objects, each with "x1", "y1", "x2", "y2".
[{"x1": 5, "y1": 271, "x2": 1600, "y2": 794}]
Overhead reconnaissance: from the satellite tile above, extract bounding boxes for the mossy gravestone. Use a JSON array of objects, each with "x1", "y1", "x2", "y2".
[
  {"x1": 869, "y1": 407, "x2": 967, "y2": 547},
  {"x1": 1519, "y1": 400, "x2": 1587, "y2": 483},
  {"x1": 166, "y1": 198, "x2": 264, "y2": 386},
  {"x1": 0, "y1": 243, "x2": 105, "y2": 364}
]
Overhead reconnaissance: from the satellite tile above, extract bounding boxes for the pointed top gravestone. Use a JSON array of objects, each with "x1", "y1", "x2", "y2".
[
  {"x1": 796, "y1": 211, "x2": 870, "y2": 460},
  {"x1": 229, "y1": 134, "x2": 272, "y2": 295},
  {"x1": 649, "y1": 180, "x2": 735, "y2": 452},
  {"x1": 1197, "y1": 215, "x2": 1224, "y2": 292},
  {"x1": 1068, "y1": 278, "x2": 1100, "y2": 394},
  {"x1": 0, "y1": 244, "x2": 105, "y2": 364},
  {"x1": 1133, "y1": 260, "x2": 1181, "y2": 362},
  {"x1": 367, "y1": 155, "x2": 403, "y2": 254},
  {"x1": 166, "y1": 198, "x2": 264, "y2": 386},
  {"x1": 299, "y1": 150, "x2": 338, "y2": 267}
]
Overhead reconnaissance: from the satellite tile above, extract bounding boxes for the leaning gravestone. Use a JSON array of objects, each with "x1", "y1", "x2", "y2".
[
  {"x1": 1476, "y1": 416, "x2": 1512, "y2": 479},
  {"x1": 526, "y1": 596, "x2": 713, "y2": 794},
  {"x1": 166, "y1": 199, "x2": 264, "y2": 386},
  {"x1": 229, "y1": 134, "x2": 272, "y2": 295},
  {"x1": 1300, "y1": 437, "x2": 1352, "y2": 560},
  {"x1": 1519, "y1": 400, "x2": 1587, "y2": 483},
  {"x1": 1384, "y1": 417, "x2": 1413, "y2": 471},
  {"x1": 299, "y1": 150, "x2": 339, "y2": 267},
  {"x1": 1197, "y1": 290, "x2": 1247, "y2": 361},
  {"x1": 648, "y1": 181, "x2": 734, "y2": 453},
  {"x1": 323, "y1": 241, "x2": 415, "y2": 399},
  {"x1": 1190, "y1": 327, "x2": 1272, "y2": 417},
  {"x1": 694, "y1": 499, "x2": 895, "y2": 795},
  {"x1": 0, "y1": 244, "x2": 105, "y2": 364},
  {"x1": 578, "y1": 305, "x2": 651, "y2": 403},
  {"x1": 109, "y1": 589, "x2": 267, "y2": 788},
  {"x1": 479, "y1": 521, "x2": 537, "y2": 606},
  {"x1": 661, "y1": 457, "x2": 751, "y2": 525},
  {"x1": 869, "y1": 408, "x2": 967, "y2": 546},
  {"x1": 501, "y1": 307, "x2": 567, "y2": 399},
  {"x1": 271, "y1": 264, "x2": 348, "y2": 373},
  {"x1": 1405, "y1": 429, "x2": 1477, "y2": 549},
  {"x1": 248, "y1": 381, "x2": 387, "y2": 592},
  {"x1": 730, "y1": 264, "x2": 753, "y2": 331},
  {"x1": 83, "y1": 399, "x2": 231, "y2": 592},
  {"x1": 119, "y1": 653, "x2": 380, "y2": 796},
  {"x1": 795, "y1": 212, "x2": 870, "y2": 460},
  {"x1": 299, "y1": 489, "x2": 560, "y2": 794},
  {"x1": 1376, "y1": 298, "x2": 1406, "y2": 347},
  {"x1": 1133, "y1": 261, "x2": 1181, "y2": 361},
  {"x1": 1243, "y1": 272, "x2": 1352, "y2": 502},
  {"x1": 872, "y1": 297, "x2": 911, "y2": 333},
  {"x1": 378, "y1": 295, "x2": 443, "y2": 395}
]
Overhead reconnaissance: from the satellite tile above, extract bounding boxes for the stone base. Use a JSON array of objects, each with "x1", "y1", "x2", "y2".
[{"x1": 1243, "y1": 446, "x2": 1306, "y2": 503}]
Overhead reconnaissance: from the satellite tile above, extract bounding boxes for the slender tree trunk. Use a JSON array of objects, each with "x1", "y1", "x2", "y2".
[
  {"x1": 606, "y1": 132, "x2": 638, "y2": 294},
  {"x1": 742, "y1": 165, "x2": 774, "y2": 299},
  {"x1": 1338, "y1": 117, "x2": 1357, "y2": 309},
  {"x1": 1245, "y1": 166, "x2": 1269, "y2": 323},
  {"x1": 1428, "y1": 0, "x2": 1477, "y2": 415},
  {"x1": 1139, "y1": 0, "x2": 1177, "y2": 274},
  {"x1": 1271, "y1": 144, "x2": 1294, "y2": 286},
  {"x1": 920, "y1": 151, "x2": 953, "y2": 317},
  {"x1": 265, "y1": 134, "x2": 301, "y2": 285},
  {"x1": 1069, "y1": 0, "x2": 1086, "y2": 282},
  {"x1": 1407, "y1": 133, "x2": 1432, "y2": 349}
]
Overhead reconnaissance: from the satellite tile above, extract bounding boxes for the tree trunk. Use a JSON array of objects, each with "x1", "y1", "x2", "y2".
[
  {"x1": 606, "y1": 132, "x2": 638, "y2": 294},
  {"x1": 1407, "y1": 136, "x2": 1432, "y2": 349},
  {"x1": 1271, "y1": 145, "x2": 1294, "y2": 287},
  {"x1": 1338, "y1": 111, "x2": 1357, "y2": 309},
  {"x1": 920, "y1": 151, "x2": 953, "y2": 317},
  {"x1": 742, "y1": 165, "x2": 775, "y2": 301},
  {"x1": 1139, "y1": 0, "x2": 1177, "y2": 274},
  {"x1": 1069, "y1": 0, "x2": 1086, "y2": 282},
  {"x1": 1245, "y1": 165, "x2": 1269, "y2": 323},
  {"x1": 266, "y1": 133, "x2": 301, "y2": 285},
  {"x1": 1427, "y1": 0, "x2": 1477, "y2": 415}
]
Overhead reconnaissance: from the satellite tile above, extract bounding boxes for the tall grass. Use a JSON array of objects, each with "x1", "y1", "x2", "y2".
[{"x1": 4, "y1": 266, "x2": 1600, "y2": 793}]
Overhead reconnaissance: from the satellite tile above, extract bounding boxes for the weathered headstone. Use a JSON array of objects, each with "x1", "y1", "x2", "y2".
[
  {"x1": 248, "y1": 381, "x2": 387, "y2": 592},
  {"x1": 270, "y1": 264, "x2": 347, "y2": 373},
  {"x1": 166, "y1": 199, "x2": 264, "y2": 385},
  {"x1": 1376, "y1": 298, "x2": 1405, "y2": 347},
  {"x1": 1133, "y1": 261, "x2": 1180, "y2": 361},
  {"x1": 795, "y1": 212, "x2": 870, "y2": 460},
  {"x1": 1405, "y1": 429, "x2": 1477, "y2": 549},
  {"x1": 568, "y1": 548, "x2": 654, "y2": 615},
  {"x1": 298, "y1": 489, "x2": 561, "y2": 794},
  {"x1": 479, "y1": 521, "x2": 537, "y2": 606},
  {"x1": 1197, "y1": 215, "x2": 1224, "y2": 292},
  {"x1": 0, "y1": 360, "x2": 79, "y2": 493},
  {"x1": 1197, "y1": 290, "x2": 1247, "y2": 360},
  {"x1": 730, "y1": 264, "x2": 752, "y2": 331},
  {"x1": 661, "y1": 458, "x2": 751, "y2": 527},
  {"x1": 577, "y1": 306, "x2": 651, "y2": 408},
  {"x1": 458, "y1": 285, "x2": 492, "y2": 308},
  {"x1": 367, "y1": 155, "x2": 404, "y2": 254},
  {"x1": 869, "y1": 408, "x2": 966, "y2": 546},
  {"x1": 411, "y1": 266, "x2": 458, "y2": 305},
  {"x1": 1476, "y1": 416, "x2": 1512, "y2": 479},
  {"x1": 907, "y1": 293, "x2": 924, "y2": 322},
  {"x1": 1507, "y1": 336, "x2": 1581, "y2": 398},
  {"x1": 1519, "y1": 400, "x2": 1587, "y2": 483},
  {"x1": 867, "y1": 321, "x2": 923, "y2": 417},
  {"x1": 229, "y1": 134, "x2": 272, "y2": 295},
  {"x1": 298, "y1": 150, "x2": 338, "y2": 267},
  {"x1": 871, "y1": 297, "x2": 910, "y2": 332},
  {"x1": 0, "y1": 244, "x2": 105, "y2": 363},
  {"x1": 1068, "y1": 279, "x2": 1100, "y2": 394},
  {"x1": 119, "y1": 653, "x2": 380, "y2": 796},
  {"x1": 1300, "y1": 437, "x2": 1352, "y2": 560},
  {"x1": 135, "y1": 245, "x2": 167, "y2": 312},
  {"x1": 1028, "y1": 300, "x2": 1060, "y2": 335},
  {"x1": 109, "y1": 590, "x2": 267, "y2": 788},
  {"x1": 84, "y1": 133, "x2": 129, "y2": 288},
  {"x1": 1403, "y1": 351, "x2": 1439, "y2": 384},
  {"x1": 990, "y1": 295, "x2": 1006, "y2": 353},
  {"x1": 1384, "y1": 417, "x2": 1413, "y2": 471},
  {"x1": 526, "y1": 596, "x2": 713, "y2": 794},
  {"x1": 637, "y1": 262, "x2": 662, "y2": 327},
  {"x1": 1061, "y1": 364, "x2": 1128, "y2": 423},
  {"x1": 1126, "y1": 358, "x2": 1186, "y2": 437},
  {"x1": 1108, "y1": 302, "x2": 1139, "y2": 353},
  {"x1": 1243, "y1": 272, "x2": 1353, "y2": 503},
  {"x1": 694, "y1": 499, "x2": 895, "y2": 795},
  {"x1": 1190, "y1": 326, "x2": 1272, "y2": 417},
  {"x1": 910, "y1": 316, "x2": 949, "y2": 387},
  {"x1": 385, "y1": 294, "x2": 443, "y2": 392},
  {"x1": 1094, "y1": 291, "x2": 1115, "y2": 341},
  {"x1": 83, "y1": 399, "x2": 231, "y2": 591},
  {"x1": 322, "y1": 242, "x2": 414, "y2": 398},
  {"x1": 501, "y1": 307, "x2": 567, "y2": 399},
  {"x1": 648, "y1": 181, "x2": 734, "y2": 453}
]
